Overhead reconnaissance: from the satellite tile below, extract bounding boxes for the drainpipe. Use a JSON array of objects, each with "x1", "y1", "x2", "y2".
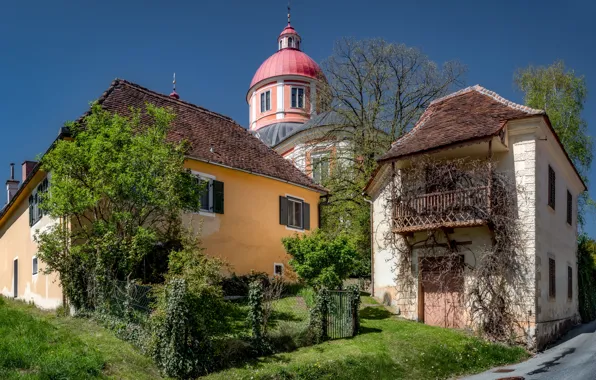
[{"x1": 363, "y1": 196, "x2": 374, "y2": 297}]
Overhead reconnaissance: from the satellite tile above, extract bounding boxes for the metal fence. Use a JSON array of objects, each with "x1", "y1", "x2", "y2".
[
  {"x1": 104, "y1": 280, "x2": 153, "y2": 316},
  {"x1": 327, "y1": 290, "x2": 358, "y2": 339}
]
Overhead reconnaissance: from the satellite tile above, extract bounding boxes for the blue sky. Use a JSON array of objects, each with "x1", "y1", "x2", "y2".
[{"x1": 1, "y1": 0, "x2": 595, "y2": 233}]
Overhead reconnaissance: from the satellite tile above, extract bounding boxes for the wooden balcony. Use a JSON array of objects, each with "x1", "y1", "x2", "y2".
[{"x1": 393, "y1": 186, "x2": 490, "y2": 234}]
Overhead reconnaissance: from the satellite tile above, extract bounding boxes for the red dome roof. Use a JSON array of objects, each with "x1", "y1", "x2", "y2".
[{"x1": 250, "y1": 49, "x2": 322, "y2": 88}]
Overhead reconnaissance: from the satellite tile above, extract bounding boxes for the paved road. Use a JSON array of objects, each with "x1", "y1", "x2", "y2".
[{"x1": 464, "y1": 320, "x2": 596, "y2": 380}]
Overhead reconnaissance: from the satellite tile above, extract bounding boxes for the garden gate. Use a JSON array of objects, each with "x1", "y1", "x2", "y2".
[{"x1": 326, "y1": 290, "x2": 358, "y2": 339}]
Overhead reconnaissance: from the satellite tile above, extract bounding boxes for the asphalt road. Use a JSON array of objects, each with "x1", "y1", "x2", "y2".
[{"x1": 464, "y1": 320, "x2": 596, "y2": 380}]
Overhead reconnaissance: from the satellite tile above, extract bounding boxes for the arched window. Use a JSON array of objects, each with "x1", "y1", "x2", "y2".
[
  {"x1": 288, "y1": 37, "x2": 293, "y2": 48},
  {"x1": 279, "y1": 40, "x2": 283, "y2": 50}
]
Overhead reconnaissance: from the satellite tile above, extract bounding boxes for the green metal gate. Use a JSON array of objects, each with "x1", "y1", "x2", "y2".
[{"x1": 327, "y1": 290, "x2": 358, "y2": 339}]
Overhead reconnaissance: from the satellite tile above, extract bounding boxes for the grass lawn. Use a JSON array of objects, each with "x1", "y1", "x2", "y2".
[
  {"x1": 203, "y1": 296, "x2": 529, "y2": 380},
  {"x1": 0, "y1": 297, "x2": 162, "y2": 379}
]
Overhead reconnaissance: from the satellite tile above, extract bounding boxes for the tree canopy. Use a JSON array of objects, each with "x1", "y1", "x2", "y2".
[
  {"x1": 36, "y1": 103, "x2": 201, "y2": 310},
  {"x1": 315, "y1": 38, "x2": 467, "y2": 274}
]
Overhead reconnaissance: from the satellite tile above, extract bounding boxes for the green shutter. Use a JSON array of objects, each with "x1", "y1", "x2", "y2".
[
  {"x1": 28, "y1": 195, "x2": 34, "y2": 226},
  {"x1": 279, "y1": 196, "x2": 288, "y2": 225},
  {"x1": 303, "y1": 202, "x2": 310, "y2": 230},
  {"x1": 213, "y1": 180, "x2": 224, "y2": 214}
]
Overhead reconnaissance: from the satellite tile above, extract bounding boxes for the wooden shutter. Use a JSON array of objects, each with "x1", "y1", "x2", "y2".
[
  {"x1": 567, "y1": 191, "x2": 572, "y2": 225},
  {"x1": 279, "y1": 196, "x2": 288, "y2": 225},
  {"x1": 548, "y1": 165, "x2": 556, "y2": 209},
  {"x1": 303, "y1": 202, "x2": 310, "y2": 230},
  {"x1": 549, "y1": 258, "x2": 556, "y2": 298},
  {"x1": 213, "y1": 180, "x2": 224, "y2": 214},
  {"x1": 28, "y1": 195, "x2": 34, "y2": 226},
  {"x1": 568, "y1": 266, "x2": 572, "y2": 299}
]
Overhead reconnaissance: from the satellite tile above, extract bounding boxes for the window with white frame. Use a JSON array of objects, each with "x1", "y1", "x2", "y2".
[
  {"x1": 274, "y1": 263, "x2": 284, "y2": 276},
  {"x1": 311, "y1": 151, "x2": 330, "y2": 184},
  {"x1": 32, "y1": 256, "x2": 38, "y2": 275},
  {"x1": 193, "y1": 174, "x2": 224, "y2": 214},
  {"x1": 291, "y1": 87, "x2": 305, "y2": 108},
  {"x1": 260, "y1": 90, "x2": 271, "y2": 113},
  {"x1": 279, "y1": 196, "x2": 310, "y2": 230}
]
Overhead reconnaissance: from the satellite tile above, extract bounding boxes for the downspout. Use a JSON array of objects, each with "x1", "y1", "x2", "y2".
[{"x1": 363, "y1": 196, "x2": 374, "y2": 297}]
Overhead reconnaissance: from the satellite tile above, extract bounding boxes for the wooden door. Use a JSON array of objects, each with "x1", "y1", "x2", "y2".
[{"x1": 419, "y1": 256, "x2": 464, "y2": 328}]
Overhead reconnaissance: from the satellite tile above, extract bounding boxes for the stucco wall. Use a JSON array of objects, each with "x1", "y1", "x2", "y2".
[
  {"x1": 183, "y1": 159, "x2": 321, "y2": 276},
  {"x1": 532, "y1": 119, "x2": 582, "y2": 348},
  {"x1": 0, "y1": 171, "x2": 62, "y2": 309}
]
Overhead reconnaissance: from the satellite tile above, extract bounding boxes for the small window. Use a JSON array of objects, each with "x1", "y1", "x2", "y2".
[
  {"x1": 288, "y1": 37, "x2": 293, "y2": 48},
  {"x1": 548, "y1": 165, "x2": 556, "y2": 209},
  {"x1": 279, "y1": 196, "x2": 310, "y2": 230},
  {"x1": 549, "y1": 258, "x2": 556, "y2": 299},
  {"x1": 568, "y1": 266, "x2": 572, "y2": 300},
  {"x1": 279, "y1": 40, "x2": 282, "y2": 50},
  {"x1": 274, "y1": 263, "x2": 284, "y2": 276},
  {"x1": 291, "y1": 87, "x2": 305, "y2": 108},
  {"x1": 567, "y1": 190, "x2": 573, "y2": 225},
  {"x1": 260, "y1": 91, "x2": 271, "y2": 113},
  {"x1": 311, "y1": 151, "x2": 330, "y2": 184},
  {"x1": 32, "y1": 257, "x2": 38, "y2": 275}
]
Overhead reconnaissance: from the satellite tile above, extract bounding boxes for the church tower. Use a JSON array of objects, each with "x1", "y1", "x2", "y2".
[{"x1": 247, "y1": 9, "x2": 324, "y2": 146}]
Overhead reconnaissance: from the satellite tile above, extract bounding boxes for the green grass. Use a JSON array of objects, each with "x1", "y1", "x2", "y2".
[
  {"x1": 0, "y1": 297, "x2": 163, "y2": 379},
  {"x1": 202, "y1": 296, "x2": 529, "y2": 380}
]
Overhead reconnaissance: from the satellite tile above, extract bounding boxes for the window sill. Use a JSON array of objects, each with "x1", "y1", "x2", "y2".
[
  {"x1": 548, "y1": 205, "x2": 555, "y2": 213},
  {"x1": 286, "y1": 225, "x2": 305, "y2": 232},
  {"x1": 199, "y1": 210, "x2": 216, "y2": 218}
]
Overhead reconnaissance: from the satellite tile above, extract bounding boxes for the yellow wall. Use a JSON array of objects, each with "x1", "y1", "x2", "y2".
[
  {"x1": 183, "y1": 158, "x2": 321, "y2": 276},
  {"x1": 0, "y1": 171, "x2": 63, "y2": 308},
  {"x1": 0, "y1": 159, "x2": 321, "y2": 308}
]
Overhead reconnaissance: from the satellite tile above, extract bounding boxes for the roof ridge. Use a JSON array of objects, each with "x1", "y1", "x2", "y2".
[
  {"x1": 472, "y1": 85, "x2": 545, "y2": 115},
  {"x1": 429, "y1": 84, "x2": 545, "y2": 115},
  {"x1": 114, "y1": 79, "x2": 238, "y2": 123}
]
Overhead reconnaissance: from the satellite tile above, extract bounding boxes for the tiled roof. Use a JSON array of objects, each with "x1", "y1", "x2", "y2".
[
  {"x1": 378, "y1": 85, "x2": 545, "y2": 162},
  {"x1": 93, "y1": 79, "x2": 326, "y2": 193}
]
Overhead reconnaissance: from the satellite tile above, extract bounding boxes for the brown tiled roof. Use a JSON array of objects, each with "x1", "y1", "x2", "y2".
[
  {"x1": 92, "y1": 79, "x2": 325, "y2": 193},
  {"x1": 378, "y1": 85, "x2": 545, "y2": 162}
]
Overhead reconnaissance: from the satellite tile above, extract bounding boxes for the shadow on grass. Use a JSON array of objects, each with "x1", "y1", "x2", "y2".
[
  {"x1": 360, "y1": 306, "x2": 392, "y2": 320},
  {"x1": 359, "y1": 326, "x2": 383, "y2": 334}
]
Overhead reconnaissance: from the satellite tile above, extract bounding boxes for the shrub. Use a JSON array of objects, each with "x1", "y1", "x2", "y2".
[
  {"x1": 221, "y1": 272, "x2": 270, "y2": 297},
  {"x1": 282, "y1": 230, "x2": 359, "y2": 289}
]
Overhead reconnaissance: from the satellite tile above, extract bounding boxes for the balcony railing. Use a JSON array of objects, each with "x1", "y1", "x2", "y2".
[{"x1": 393, "y1": 186, "x2": 490, "y2": 233}]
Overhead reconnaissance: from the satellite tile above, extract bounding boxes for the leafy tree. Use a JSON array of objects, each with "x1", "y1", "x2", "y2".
[
  {"x1": 282, "y1": 230, "x2": 360, "y2": 289},
  {"x1": 577, "y1": 234, "x2": 596, "y2": 322},
  {"x1": 316, "y1": 38, "x2": 467, "y2": 275},
  {"x1": 36, "y1": 103, "x2": 201, "y2": 310},
  {"x1": 515, "y1": 61, "x2": 592, "y2": 224}
]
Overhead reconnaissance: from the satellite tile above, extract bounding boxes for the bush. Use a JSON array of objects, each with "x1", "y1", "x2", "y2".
[
  {"x1": 578, "y1": 234, "x2": 596, "y2": 322},
  {"x1": 282, "y1": 230, "x2": 360, "y2": 289},
  {"x1": 221, "y1": 272, "x2": 270, "y2": 297}
]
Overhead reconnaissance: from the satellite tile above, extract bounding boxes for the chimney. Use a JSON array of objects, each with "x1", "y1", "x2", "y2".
[
  {"x1": 22, "y1": 161, "x2": 38, "y2": 183},
  {"x1": 6, "y1": 163, "x2": 19, "y2": 203}
]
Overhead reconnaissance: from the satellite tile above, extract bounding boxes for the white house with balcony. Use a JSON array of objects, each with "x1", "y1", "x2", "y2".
[{"x1": 365, "y1": 85, "x2": 586, "y2": 349}]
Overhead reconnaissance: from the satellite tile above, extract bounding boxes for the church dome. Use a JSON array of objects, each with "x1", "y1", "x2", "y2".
[{"x1": 250, "y1": 48, "x2": 322, "y2": 89}]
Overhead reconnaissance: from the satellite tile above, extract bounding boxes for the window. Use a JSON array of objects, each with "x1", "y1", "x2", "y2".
[
  {"x1": 193, "y1": 174, "x2": 224, "y2": 214},
  {"x1": 29, "y1": 177, "x2": 49, "y2": 227},
  {"x1": 288, "y1": 37, "x2": 293, "y2": 48},
  {"x1": 260, "y1": 90, "x2": 271, "y2": 112},
  {"x1": 279, "y1": 40, "x2": 282, "y2": 50},
  {"x1": 279, "y1": 196, "x2": 310, "y2": 230},
  {"x1": 567, "y1": 190, "x2": 573, "y2": 225},
  {"x1": 311, "y1": 152, "x2": 330, "y2": 184},
  {"x1": 548, "y1": 165, "x2": 556, "y2": 209},
  {"x1": 549, "y1": 258, "x2": 556, "y2": 299},
  {"x1": 568, "y1": 266, "x2": 573, "y2": 300},
  {"x1": 274, "y1": 263, "x2": 284, "y2": 276},
  {"x1": 32, "y1": 257, "x2": 38, "y2": 275},
  {"x1": 291, "y1": 87, "x2": 305, "y2": 108}
]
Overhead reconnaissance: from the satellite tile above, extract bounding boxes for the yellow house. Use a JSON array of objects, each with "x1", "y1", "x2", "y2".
[{"x1": 0, "y1": 79, "x2": 326, "y2": 309}]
